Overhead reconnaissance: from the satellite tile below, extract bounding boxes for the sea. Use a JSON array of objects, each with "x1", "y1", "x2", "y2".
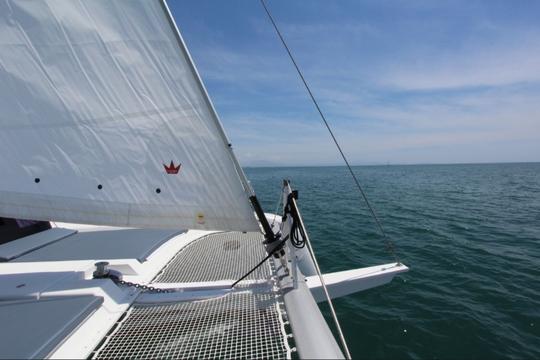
[{"x1": 245, "y1": 163, "x2": 540, "y2": 360}]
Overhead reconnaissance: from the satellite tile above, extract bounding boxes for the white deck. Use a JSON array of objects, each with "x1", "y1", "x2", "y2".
[
  {"x1": 0, "y1": 224, "x2": 294, "y2": 359},
  {"x1": 0, "y1": 224, "x2": 219, "y2": 358},
  {"x1": 0, "y1": 220, "x2": 407, "y2": 359}
]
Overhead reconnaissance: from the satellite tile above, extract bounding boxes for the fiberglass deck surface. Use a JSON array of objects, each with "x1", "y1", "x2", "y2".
[{"x1": 92, "y1": 231, "x2": 291, "y2": 359}]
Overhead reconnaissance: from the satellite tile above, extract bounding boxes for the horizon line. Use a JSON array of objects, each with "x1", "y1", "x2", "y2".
[{"x1": 242, "y1": 160, "x2": 540, "y2": 169}]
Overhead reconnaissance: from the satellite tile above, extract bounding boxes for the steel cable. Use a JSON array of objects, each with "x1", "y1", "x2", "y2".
[{"x1": 259, "y1": 0, "x2": 400, "y2": 265}]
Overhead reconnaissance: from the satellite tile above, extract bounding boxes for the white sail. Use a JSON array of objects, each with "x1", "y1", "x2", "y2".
[{"x1": 0, "y1": 0, "x2": 259, "y2": 231}]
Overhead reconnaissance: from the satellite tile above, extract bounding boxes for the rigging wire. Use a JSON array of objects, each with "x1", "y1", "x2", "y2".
[
  {"x1": 259, "y1": 0, "x2": 400, "y2": 265},
  {"x1": 284, "y1": 184, "x2": 352, "y2": 359},
  {"x1": 270, "y1": 187, "x2": 284, "y2": 227}
]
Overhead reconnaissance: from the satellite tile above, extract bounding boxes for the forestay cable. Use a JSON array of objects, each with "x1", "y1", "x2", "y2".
[
  {"x1": 285, "y1": 184, "x2": 352, "y2": 359},
  {"x1": 259, "y1": 0, "x2": 400, "y2": 264}
]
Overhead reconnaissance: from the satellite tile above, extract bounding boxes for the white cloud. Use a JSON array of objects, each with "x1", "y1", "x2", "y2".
[
  {"x1": 230, "y1": 85, "x2": 540, "y2": 166},
  {"x1": 186, "y1": 14, "x2": 540, "y2": 166},
  {"x1": 376, "y1": 28, "x2": 540, "y2": 90}
]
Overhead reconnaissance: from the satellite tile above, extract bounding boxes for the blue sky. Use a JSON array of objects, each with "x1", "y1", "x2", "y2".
[{"x1": 169, "y1": 1, "x2": 540, "y2": 166}]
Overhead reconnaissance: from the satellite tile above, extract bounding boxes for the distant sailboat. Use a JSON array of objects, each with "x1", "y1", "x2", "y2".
[{"x1": 0, "y1": 1, "x2": 407, "y2": 358}]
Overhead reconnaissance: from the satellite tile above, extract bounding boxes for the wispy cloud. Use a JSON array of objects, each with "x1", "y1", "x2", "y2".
[
  {"x1": 195, "y1": 47, "x2": 282, "y2": 84},
  {"x1": 170, "y1": 1, "x2": 540, "y2": 166},
  {"x1": 378, "y1": 31, "x2": 540, "y2": 91}
]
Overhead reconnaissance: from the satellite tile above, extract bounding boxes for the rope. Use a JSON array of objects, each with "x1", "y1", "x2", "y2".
[
  {"x1": 286, "y1": 188, "x2": 352, "y2": 359},
  {"x1": 231, "y1": 235, "x2": 289, "y2": 288},
  {"x1": 259, "y1": 0, "x2": 399, "y2": 265},
  {"x1": 283, "y1": 192, "x2": 306, "y2": 249}
]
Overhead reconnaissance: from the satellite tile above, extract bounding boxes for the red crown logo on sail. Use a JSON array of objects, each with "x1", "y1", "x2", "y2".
[{"x1": 163, "y1": 161, "x2": 181, "y2": 174}]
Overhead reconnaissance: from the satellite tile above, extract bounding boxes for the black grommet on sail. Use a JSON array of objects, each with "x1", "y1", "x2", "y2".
[
  {"x1": 97, "y1": 184, "x2": 103, "y2": 190},
  {"x1": 34, "y1": 178, "x2": 40, "y2": 183},
  {"x1": 156, "y1": 188, "x2": 161, "y2": 194}
]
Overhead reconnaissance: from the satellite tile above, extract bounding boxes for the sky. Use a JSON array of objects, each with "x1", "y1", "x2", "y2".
[{"x1": 168, "y1": 1, "x2": 540, "y2": 167}]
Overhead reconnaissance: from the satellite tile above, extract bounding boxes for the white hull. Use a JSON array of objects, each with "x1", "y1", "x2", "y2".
[{"x1": 0, "y1": 219, "x2": 407, "y2": 359}]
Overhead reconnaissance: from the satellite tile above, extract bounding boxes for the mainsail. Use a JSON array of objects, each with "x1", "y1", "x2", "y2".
[{"x1": 0, "y1": 0, "x2": 259, "y2": 231}]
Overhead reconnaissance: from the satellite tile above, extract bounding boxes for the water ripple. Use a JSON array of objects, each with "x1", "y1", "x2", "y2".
[{"x1": 246, "y1": 163, "x2": 540, "y2": 359}]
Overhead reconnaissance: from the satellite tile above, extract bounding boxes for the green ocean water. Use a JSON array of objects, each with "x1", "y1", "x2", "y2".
[{"x1": 245, "y1": 163, "x2": 540, "y2": 360}]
